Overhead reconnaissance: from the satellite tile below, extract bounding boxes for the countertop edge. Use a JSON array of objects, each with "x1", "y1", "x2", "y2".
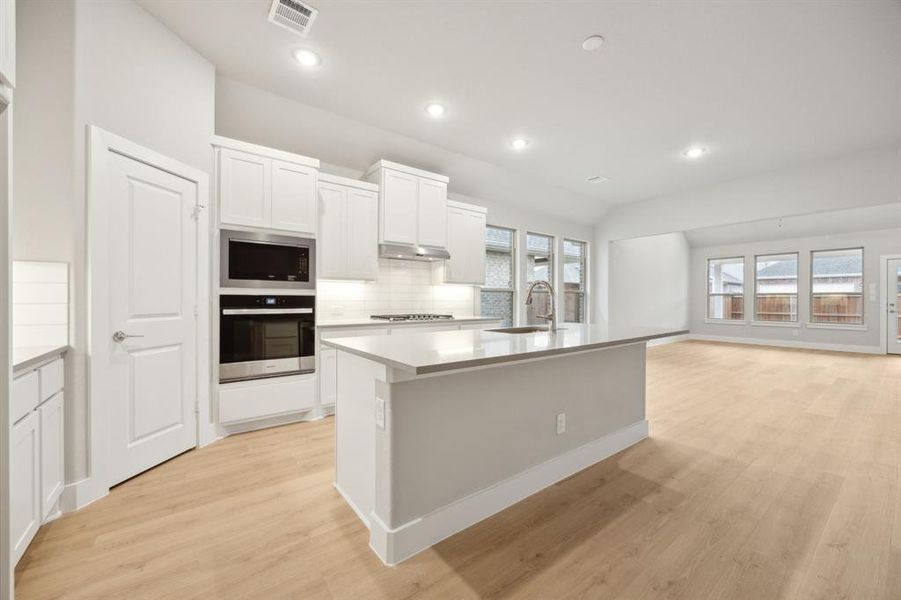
[
  {"x1": 13, "y1": 345, "x2": 70, "y2": 373},
  {"x1": 323, "y1": 329, "x2": 690, "y2": 375},
  {"x1": 316, "y1": 316, "x2": 502, "y2": 329}
]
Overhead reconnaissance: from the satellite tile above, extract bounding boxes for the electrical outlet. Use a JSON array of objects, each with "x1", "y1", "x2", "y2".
[
  {"x1": 556, "y1": 412, "x2": 566, "y2": 435},
  {"x1": 375, "y1": 397, "x2": 385, "y2": 429},
  {"x1": 791, "y1": 329, "x2": 799, "y2": 337}
]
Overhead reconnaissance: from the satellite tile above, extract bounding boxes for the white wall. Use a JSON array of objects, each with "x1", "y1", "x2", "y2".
[
  {"x1": 594, "y1": 145, "x2": 901, "y2": 327},
  {"x1": 609, "y1": 233, "x2": 689, "y2": 332},
  {"x1": 690, "y1": 227, "x2": 901, "y2": 351},
  {"x1": 13, "y1": 0, "x2": 215, "y2": 482}
]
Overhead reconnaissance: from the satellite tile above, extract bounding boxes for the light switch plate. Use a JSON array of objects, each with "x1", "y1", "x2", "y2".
[
  {"x1": 556, "y1": 412, "x2": 566, "y2": 435},
  {"x1": 375, "y1": 397, "x2": 386, "y2": 429}
]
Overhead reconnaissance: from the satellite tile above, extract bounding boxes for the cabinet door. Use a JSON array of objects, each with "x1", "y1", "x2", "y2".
[
  {"x1": 39, "y1": 393, "x2": 64, "y2": 518},
  {"x1": 0, "y1": 0, "x2": 15, "y2": 88},
  {"x1": 444, "y1": 207, "x2": 467, "y2": 283},
  {"x1": 271, "y1": 160, "x2": 317, "y2": 235},
  {"x1": 465, "y1": 209, "x2": 487, "y2": 283},
  {"x1": 380, "y1": 169, "x2": 418, "y2": 245},
  {"x1": 417, "y1": 178, "x2": 448, "y2": 249},
  {"x1": 347, "y1": 188, "x2": 379, "y2": 280},
  {"x1": 317, "y1": 183, "x2": 348, "y2": 279},
  {"x1": 319, "y1": 347, "x2": 337, "y2": 407},
  {"x1": 11, "y1": 411, "x2": 40, "y2": 565},
  {"x1": 219, "y1": 148, "x2": 271, "y2": 228}
]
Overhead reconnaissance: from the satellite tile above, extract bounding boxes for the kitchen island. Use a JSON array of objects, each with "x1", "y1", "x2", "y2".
[{"x1": 323, "y1": 324, "x2": 686, "y2": 565}]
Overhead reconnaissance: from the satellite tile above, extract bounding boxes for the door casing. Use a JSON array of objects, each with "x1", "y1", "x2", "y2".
[
  {"x1": 879, "y1": 254, "x2": 901, "y2": 355},
  {"x1": 85, "y1": 126, "x2": 212, "y2": 508}
]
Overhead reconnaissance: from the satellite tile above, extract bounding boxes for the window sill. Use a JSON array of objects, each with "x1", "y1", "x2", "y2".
[
  {"x1": 806, "y1": 322, "x2": 868, "y2": 331},
  {"x1": 750, "y1": 320, "x2": 801, "y2": 328},
  {"x1": 704, "y1": 318, "x2": 747, "y2": 326}
]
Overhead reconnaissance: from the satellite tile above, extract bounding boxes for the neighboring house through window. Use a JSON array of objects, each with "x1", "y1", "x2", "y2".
[
  {"x1": 810, "y1": 248, "x2": 863, "y2": 324},
  {"x1": 754, "y1": 253, "x2": 799, "y2": 322},
  {"x1": 707, "y1": 257, "x2": 744, "y2": 320},
  {"x1": 480, "y1": 225, "x2": 516, "y2": 327},
  {"x1": 526, "y1": 233, "x2": 554, "y2": 325},
  {"x1": 563, "y1": 239, "x2": 587, "y2": 323}
]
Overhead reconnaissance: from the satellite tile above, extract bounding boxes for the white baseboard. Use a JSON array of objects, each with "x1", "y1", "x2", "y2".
[
  {"x1": 367, "y1": 419, "x2": 649, "y2": 566},
  {"x1": 690, "y1": 333, "x2": 882, "y2": 355},
  {"x1": 59, "y1": 477, "x2": 107, "y2": 513},
  {"x1": 334, "y1": 482, "x2": 370, "y2": 528},
  {"x1": 648, "y1": 333, "x2": 691, "y2": 347}
]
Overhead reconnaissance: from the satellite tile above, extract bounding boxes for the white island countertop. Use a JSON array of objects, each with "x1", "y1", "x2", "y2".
[
  {"x1": 322, "y1": 324, "x2": 687, "y2": 374},
  {"x1": 317, "y1": 315, "x2": 500, "y2": 328}
]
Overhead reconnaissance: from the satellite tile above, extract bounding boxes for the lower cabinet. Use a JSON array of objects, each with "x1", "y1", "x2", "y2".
[
  {"x1": 319, "y1": 348, "x2": 338, "y2": 407},
  {"x1": 219, "y1": 373, "x2": 317, "y2": 424},
  {"x1": 11, "y1": 411, "x2": 40, "y2": 565},
  {"x1": 39, "y1": 393, "x2": 65, "y2": 516}
]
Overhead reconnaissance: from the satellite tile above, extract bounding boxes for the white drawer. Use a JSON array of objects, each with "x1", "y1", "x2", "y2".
[
  {"x1": 11, "y1": 371, "x2": 39, "y2": 424},
  {"x1": 219, "y1": 374, "x2": 316, "y2": 424},
  {"x1": 39, "y1": 358, "x2": 65, "y2": 403},
  {"x1": 320, "y1": 327, "x2": 389, "y2": 340}
]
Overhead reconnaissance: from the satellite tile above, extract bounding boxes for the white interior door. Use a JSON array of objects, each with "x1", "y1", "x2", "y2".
[
  {"x1": 888, "y1": 258, "x2": 901, "y2": 355},
  {"x1": 105, "y1": 152, "x2": 198, "y2": 486}
]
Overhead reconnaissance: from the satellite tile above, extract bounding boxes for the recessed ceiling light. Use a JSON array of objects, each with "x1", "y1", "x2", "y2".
[
  {"x1": 582, "y1": 35, "x2": 605, "y2": 51},
  {"x1": 425, "y1": 103, "x2": 447, "y2": 118},
  {"x1": 293, "y1": 49, "x2": 321, "y2": 67},
  {"x1": 683, "y1": 146, "x2": 707, "y2": 159},
  {"x1": 586, "y1": 175, "x2": 608, "y2": 183},
  {"x1": 510, "y1": 138, "x2": 530, "y2": 151}
]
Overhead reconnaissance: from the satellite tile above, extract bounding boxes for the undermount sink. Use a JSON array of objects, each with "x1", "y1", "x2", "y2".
[{"x1": 487, "y1": 326, "x2": 555, "y2": 334}]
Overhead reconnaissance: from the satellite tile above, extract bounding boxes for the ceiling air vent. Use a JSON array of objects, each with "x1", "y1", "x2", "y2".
[{"x1": 268, "y1": 0, "x2": 319, "y2": 37}]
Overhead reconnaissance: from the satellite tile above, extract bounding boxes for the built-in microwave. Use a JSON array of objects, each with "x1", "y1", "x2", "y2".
[{"x1": 220, "y1": 229, "x2": 316, "y2": 289}]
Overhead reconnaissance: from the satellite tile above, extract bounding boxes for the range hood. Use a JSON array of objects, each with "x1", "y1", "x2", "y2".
[{"x1": 379, "y1": 243, "x2": 450, "y2": 262}]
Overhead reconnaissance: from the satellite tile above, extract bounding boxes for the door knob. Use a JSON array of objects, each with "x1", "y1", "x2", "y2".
[{"x1": 112, "y1": 330, "x2": 144, "y2": 343}]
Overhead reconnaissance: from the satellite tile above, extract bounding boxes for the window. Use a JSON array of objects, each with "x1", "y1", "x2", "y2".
[
  {"x1": 480, "y1": 225, "x2": 516, "y2": 327},
  {"x1": 810, "y1": 248, "x2": 863, "y2": 325},
  {"x1": 563, "y1": 239, "x2": 587, "y2": 323},
  {"x1": 707, "y1": 257, "x2": 744, "y2": 320},
  {"x1": 754, "y1": 253, "x2": 798, "y2": 322},
  {"x1": 526, "y1": 233, "x2": 554, "y2": 325}
]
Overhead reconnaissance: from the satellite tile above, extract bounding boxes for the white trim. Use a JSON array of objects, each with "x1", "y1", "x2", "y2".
[
  {"x1": 334, "y1": 482, "x2": 370, "y2": 528},
  {"x1": 0, "y1": 92, "x2": 13, "y2": 600},
  {"x1": 879, "y1": 254, "x2": 901, "y2": 355},
  {"x1": 805, "y1": 322, "x2": 867, "y2": 331},
  {"x1": 59, "y1": 477, "x2": 105, "y2": 513},
  {"x1": 447, "y1": 199, "x2": 488, "y2": 214},
  {"x1": 704, "y1": 318, "x2": 747, "y2": 325},
  {"x1": 219, "y1": 287, "x2": 316, "y2": 296},
  {"x1": 690, "y1": 334, "x2": 881, "y2": 355},
  {"x1": 363, "y1": 159, "x2": 449, "y2": 184},
  {"x1": 87, "y1": 126, "x2": 212, "y2": 506},
  {"x1": 750, "y1": 320, "x2": 801, "y2": 328},
  {"x1": 647, "y1": 333, "x2": 691, "y2": 347},
  {"x1": 210, "y1": 135, "x2": 319, "y2": 169},
  {"x1": 366, "y1": 419, "x2": 649, "y2": 566},
  {"x1": 317, "y1": 172, "x2": 378, "y2": 191}
]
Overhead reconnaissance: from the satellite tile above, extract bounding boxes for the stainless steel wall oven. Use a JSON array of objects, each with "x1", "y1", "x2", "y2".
[{"x1": 219, "y1": 294, "x2": 315, "y2": 382}]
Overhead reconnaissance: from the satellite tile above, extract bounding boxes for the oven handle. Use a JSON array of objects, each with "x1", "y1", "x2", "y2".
[{"x1": 221, "y1": 308, "x2": 314, "y2": 315}]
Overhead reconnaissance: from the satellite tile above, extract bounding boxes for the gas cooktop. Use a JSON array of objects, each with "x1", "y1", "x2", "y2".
[{"x1": 370, "y1": 314, "x2": 454, "y2": 322}]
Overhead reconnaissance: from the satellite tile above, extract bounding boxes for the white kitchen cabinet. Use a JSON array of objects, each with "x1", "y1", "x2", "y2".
[
  {"x1": 219, "y1": 147, "x2": 270, "y2": 228},
  {"x1": 0, "y1": 0, "x2": 15, "y2": 88},
  {"x1": 319, "y1": 348, "x2": 337, "y2": 407},
  {"x1": 417, "y1": 178, "x2": 448, "y2": 249},
  {"x1": 318, "y1": 174, "x2": 379, "y2": 280},
  {"x1": 364, "y1": 160, "x2": 450, "y2": 250},
  {"x1": 271, "y1": 159, "x2": 317, "y2": 234},
  {"x1": 380, "y1": 168, "x2": 418, "y2": 245},
  {"x1": 39, "y1": 393, "x2": 64, "y2": 518},
  {"x1": 215, "y1": 137, "x2": 319, "y2": 236},
  {"x1": 11, "y1": 411, "x2": 40, "y2": 565},
  {"x1": 219, "y1": 373, "x2": 317, "y2": 424},
  {"x1": 435, "y1": 200, "x2": 487, "y2": 285}
]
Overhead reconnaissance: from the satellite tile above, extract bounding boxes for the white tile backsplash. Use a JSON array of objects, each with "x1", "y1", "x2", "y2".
[
  {"x1": 13, "y1": 261, "x2": 69, "y2": 348},
  {"x1": 318, "y1": 259, "x2": 475, "y2": 319}
]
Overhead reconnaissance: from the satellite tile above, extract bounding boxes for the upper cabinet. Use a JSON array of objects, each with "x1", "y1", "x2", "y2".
[
  {"x1": 318, "y1": 174, "x2": 379, "y2": 281},
  {"x1": 434, "y1": 200, "x2": 487, "y2": 285},
  {"x1": 0, "y1": 0, "x2": 15, "y2": 88},
  {"x1": 214, "y1": 137, "x2": 319, "y2": 236},
  {"x1": 364, "y1": 160, "x2": 449, "y2": 250}
]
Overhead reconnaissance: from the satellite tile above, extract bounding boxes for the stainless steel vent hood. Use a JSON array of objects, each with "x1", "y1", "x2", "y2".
[{"x1": 379, "y1": 243, "x2": 450, "y2": 262}]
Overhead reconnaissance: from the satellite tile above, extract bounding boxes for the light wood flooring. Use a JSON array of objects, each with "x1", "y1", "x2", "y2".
[{"x1": 14, "y1": 341, "x2": 901, "y2": 599}]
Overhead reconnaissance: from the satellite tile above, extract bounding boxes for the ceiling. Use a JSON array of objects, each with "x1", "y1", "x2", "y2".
[
  {"x1": 684, "y1": 203, "x2": 901, "y2": 248},
  {"x1": 138, "y1": 0, "x2": 901, "y2": 221}
]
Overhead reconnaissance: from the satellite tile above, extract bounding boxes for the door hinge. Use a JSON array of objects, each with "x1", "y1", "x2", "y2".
[
  {"x1": 194, "y1": 304, "x2": 199, "y2": 317},
  {"x1": 191, "y1": 204, "x2": 205, "y2": 221}
]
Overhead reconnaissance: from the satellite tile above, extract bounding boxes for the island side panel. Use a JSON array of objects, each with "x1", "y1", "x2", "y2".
[
  {"x1": 387, "y1": 342, "x2": 647, "y2": 529},
  {"x1": 334, "y1": 350, "x2": 386, "y2": 527}
]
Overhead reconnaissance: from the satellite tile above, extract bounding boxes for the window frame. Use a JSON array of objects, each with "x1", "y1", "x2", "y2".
[
  {"x1": 563, "y1": 238, "x2": 589, "y2": 324},
  {"x1": 480, "y1": 224, "x2": 517, "y2": 327},
  {"x1": 753, "y1": 251, "x2": 799, "y2": 323},
  {"x1": 809, "y1": 246, "x2": 864, "y2": 326},
  {"x1": 706, "y1": 256, "x2": 745, "y2": 322},
  {"x1": 525, "y1": 231, "x2": 556, "y2": 326}
]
